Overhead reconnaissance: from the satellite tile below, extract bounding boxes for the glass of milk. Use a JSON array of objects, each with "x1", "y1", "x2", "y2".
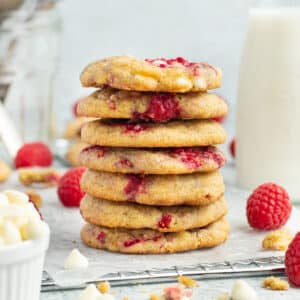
[{"x1": 236, "y1": 3, "x2": 300, "y2": 200}]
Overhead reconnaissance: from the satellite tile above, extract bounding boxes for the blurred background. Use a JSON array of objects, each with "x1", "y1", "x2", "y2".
[{"x1": 0, "y1": 0, "x2": 260, "y2": 150}]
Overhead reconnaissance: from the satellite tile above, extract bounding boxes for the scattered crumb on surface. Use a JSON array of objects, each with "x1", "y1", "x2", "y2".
[
  {"x1": 18, "y1": 168, "x2": 61, "y2": 187},
  {"x1": 26, "y1": 189, "x2": 42, "y2": 208},
  {"x1": 262, "y1": 276, "x2": 289, "y2": 290},
  {"x1": 177, "y1": 276, "x2": 198, "y2": 288},
  {"x1": 150, "y1": 293, "x2": 165, "y2": 300},
  {"x1": 216, "y1": 292, "x2": 230, "y2": 300},
  {"x1": 97, "y1": 281, "x2": 110, "y2": 293},
  {"x1": 123, "y1": 297, "x2": 130, "y2": 300},
  {"x1": 262, "y1": 230, "x2": 293, "y2": 251}
]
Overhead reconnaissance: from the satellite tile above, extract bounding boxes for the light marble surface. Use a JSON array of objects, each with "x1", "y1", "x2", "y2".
[{"x1": 41, "y1": 275, "x2": 298, "y2": 300}]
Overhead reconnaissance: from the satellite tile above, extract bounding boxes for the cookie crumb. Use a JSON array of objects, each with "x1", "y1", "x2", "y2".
[
  {"x1": 177, "y1": 276, "x2": 198, "y2": 288},
  {"x1": 18, "y1": 168, "x2": 61, "y2": 187},
  {"x1": 150, "y1": 294, "x2": 165, "y2": 300},
  {"x1": 123, "y1": 297, "x2": 130, "y2": 300},
  {"x1": 26, "y1": 190, "x2": 42, "y2": 208},
  {"x1": 262, "y1": 230, "x2": 293, "y2": 251},
  {"x1": 97, "y1": 281, "x2": 110, "y2": 293},
  {"x1": 262, "y1": 276, "x2": 289, "y2": 290},
  {"x1": 216, "y1": 293, "x2": 230, "y2": 300},
  {"x1": 0, "y1": 159, "x2": 11, "y2": 182}
]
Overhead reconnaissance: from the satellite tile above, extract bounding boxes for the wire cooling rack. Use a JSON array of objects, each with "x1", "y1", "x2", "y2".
[{"x1": 41, "y1": 256, "x2": 285, "y2": 292}]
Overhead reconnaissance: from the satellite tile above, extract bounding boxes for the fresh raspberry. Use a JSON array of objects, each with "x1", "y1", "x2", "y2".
[
  {"x1": 230, "y1": 139, "x2": 235, "y2": 158},
  {"x1": 57, "y1": 167, "x2": 86, "y2": 207},
  {"x1": 246, "y1": 183, "x2": 291, "y2": 230},
  {"x1": 14, "y1": 142, "x2": 53, "y2": 168},
  {"x1": 285, "y1": 232, "x2": 300, "y2": 286}
]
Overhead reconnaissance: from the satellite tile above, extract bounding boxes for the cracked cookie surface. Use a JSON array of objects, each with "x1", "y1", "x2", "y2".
[{"x1": 80, "y1": 55, "x2": 222, "y2": 93}]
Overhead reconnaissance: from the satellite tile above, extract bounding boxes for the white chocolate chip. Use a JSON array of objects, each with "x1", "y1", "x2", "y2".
[
  {"x1": 4, "y1": 190, "x2": 29, "y2": 205},
  {"x1": 0, "y1": 193, "x2": 9, "y2": 205},
  {"x1": 64, "y1": 249, "x2": 89, "y2": 270},
  {"x1": 23, "y1": 218, "x2": 47, "y2": 240},
  {"x1": 231, "y1": 280, "x2": 258, "y2": 300},
  {"x1": 175, "y1": 77, "x2": 191, "y2": 87},
  {"x1": 79, "y1": 284, "x2": 101, "y2": 300},
  {"x1": 2, "y1": 221, "x2": 22, "y2": 245},
  {"x1": 194, "y1": 77, "x2": 206, "y2": 89}
]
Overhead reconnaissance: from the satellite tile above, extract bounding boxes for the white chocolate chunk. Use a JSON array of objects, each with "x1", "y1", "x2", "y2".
[
  {"x1": 231, "y1": 280, "x2": 258, "y2": 300},
  {"x1": 79, "y1": 284, "x2": 101, "y2": 300},
  {"x1": 2, "y1": 221, "x2": 22, "y2": 245},
  {"x1": 64, "y1": 249, "x2": 89, "y2": 270}
]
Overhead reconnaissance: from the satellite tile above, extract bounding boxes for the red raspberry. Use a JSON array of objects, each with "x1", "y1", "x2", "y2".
[
  {"x1": 14, "y1": 142, "x2": 53, "y2": 168},
  {"x1": 246, "y1": 183, "x2": 291, "y2": 230},
  {"x1": 57, "y1": 167, "x2": 86, "y2": 207},
  {"x1": 230, "y1": 138, "x2": 235, "y2": 158},
  {"x1": 285, "y1": 232, "x2": 300, "y2": 286}
]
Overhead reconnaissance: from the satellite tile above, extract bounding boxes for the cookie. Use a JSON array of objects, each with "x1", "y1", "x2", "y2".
[
  {"x1": 80, "y1": 216, "x2": 229, "y2": 254},
  {"x1": 81, "y1": 119, "x2": 226, "y2": 148},
  {"x1": 63, "y1": 117, "x2": 94, "y2": 140},
  {"x1": 80, "y1": 55, "x2": 222, "y2": 93},
  {"x1": 65, "y1": 141, "x2": 89, "y2": 166},
  {"x1": 80, "y1": 195, "x2": 227, "y2": 232},
  {"x1": 0, "y1": 160, "x2": 11, "y2": 182},
  {"x1": 80, "y1": 170, "x2": 224, "y2": 206},
  {"x1": 77, "y1": 88, "x2": 228, "y2": 122},
  {"x1": 79, "y1": 145, "x2": 225, "y2": 174}
]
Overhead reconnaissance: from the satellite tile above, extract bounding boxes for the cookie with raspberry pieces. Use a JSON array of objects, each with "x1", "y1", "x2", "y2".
[
  {"x1": 80, "y1": 169, "x2": 224, "y2": 206},
  {"x1": 80, "y1": 55, "x2": 222, "y2": 93},
  {"x1": 80, "y1": 216, "x2": 229, "y2": 254},
  {"x1": 79, "y1": 145, "x2": 225, "y2": 174},
  {"x1": 80, "y1": 195, "x2": 227, "y2": 232},
  {"x1": 77, "y1": 88, "x2": 228, "y2": 122},
  {"x1": 81, "y1": 119, "x2": 226, "y2": 148}
]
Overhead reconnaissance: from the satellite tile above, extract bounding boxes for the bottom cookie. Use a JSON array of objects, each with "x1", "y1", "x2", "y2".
[{"x1": 80, "y1": 216, "x2": 229, "y2": 254}]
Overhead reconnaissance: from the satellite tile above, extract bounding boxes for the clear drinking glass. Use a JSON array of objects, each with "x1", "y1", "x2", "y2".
[{"x1": 0, "y1": 1, "x2": 62, "y2": 144}]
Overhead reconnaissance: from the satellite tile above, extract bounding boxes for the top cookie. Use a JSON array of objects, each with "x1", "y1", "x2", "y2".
[{"x1": 80, "y1": 55, "x2": 222, "y2": 93}]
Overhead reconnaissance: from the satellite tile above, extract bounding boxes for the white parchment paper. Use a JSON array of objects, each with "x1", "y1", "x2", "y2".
[{"x1": 1, "y1": 166, "x2": 299, "y2": 287}]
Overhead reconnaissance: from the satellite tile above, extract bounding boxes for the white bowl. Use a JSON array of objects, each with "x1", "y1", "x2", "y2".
[{"x1": 0, "y1": 224, "x2": 50, "y2": 300}]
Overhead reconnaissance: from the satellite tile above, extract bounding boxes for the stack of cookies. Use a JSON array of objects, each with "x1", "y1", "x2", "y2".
[{"x1": 78, "y1": 55, "x2": 229, "y2": 254}]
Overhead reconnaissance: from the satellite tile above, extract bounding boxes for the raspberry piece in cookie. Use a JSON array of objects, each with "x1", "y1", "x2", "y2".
[
  {"x1": 123, "y1": 175, "x2": 145, "y2": 200},
  {"x1": 80, "y1": 55, "x2": 222, "y2": 93},
  {"x1": 133, "y1": 93, "x2": 179, "y2": 122}
]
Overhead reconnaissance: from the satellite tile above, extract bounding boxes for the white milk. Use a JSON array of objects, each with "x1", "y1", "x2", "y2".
[{"x1": 236, "y1": 8, "x2": 300, "y2": 199}]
